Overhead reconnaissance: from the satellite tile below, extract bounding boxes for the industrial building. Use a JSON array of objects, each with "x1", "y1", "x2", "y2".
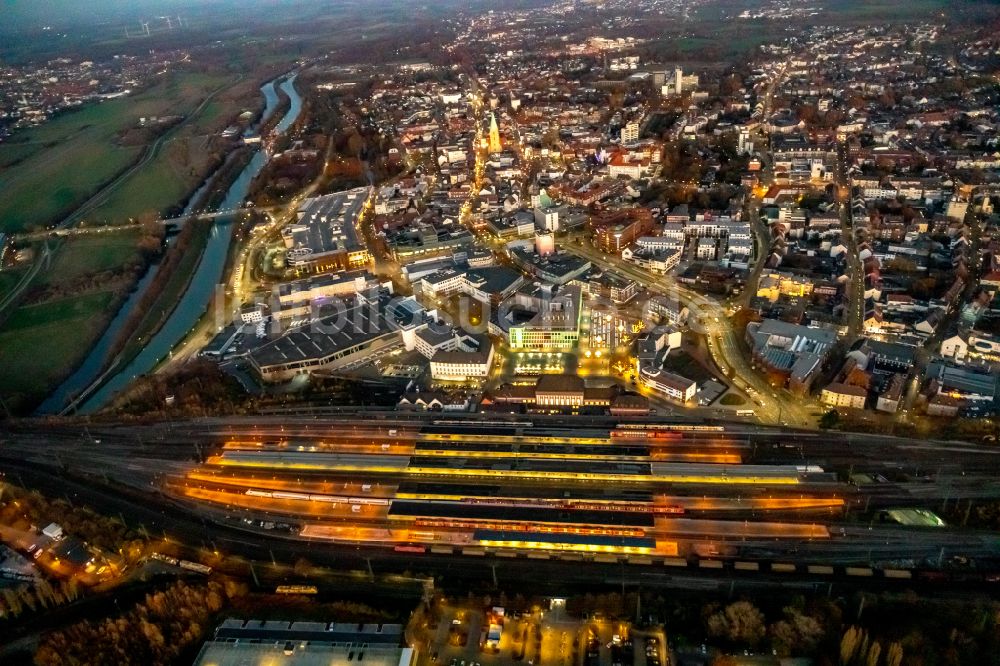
[
  {"x1": 193, "y1": 619, "x2": 414, "y2": 666},
  {"x1": 247, "y1": 292, "x2": 429, "y2": 382}
]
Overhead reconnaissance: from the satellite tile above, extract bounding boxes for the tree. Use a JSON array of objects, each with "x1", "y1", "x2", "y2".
[
  {"x1": 865, "y1": 641, "x2": 881, "y2": 666},
  {"x1": 820, "y1": 409, "x2": 840, "y2": 430},
  {"x1": 797, "y1": 104, "x2": 819, "y2": 125},
  {"x1": 707, "y1": 601, "x2": 766, "y2": 647},
  {"x1": 785, "y1": 607, "x2": 825, "y2": 653},
  {"x1": 885, "y1": 642, "x2": 904, "y2": 666},
  {"x1": 710, "y1": 657, "x2": 738, "y2": 666},
  {"x1": 720, "y1": 74, "x2": 744, "y2": 96},
  {"x1": 845, "y1": 368, "x2": 871, "y2": 391},
  {"x1": 841, "y1": 626, "x2": 865, "y2": 665}
]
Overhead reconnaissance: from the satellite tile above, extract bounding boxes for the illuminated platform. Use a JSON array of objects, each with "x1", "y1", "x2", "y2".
[
  {"x1": 474, "y1": 530, "x2": 659, "y2": 554},
  {"x1": 207, "y1": 450, "x2": 802, "y2": 484},
  {"x1": 387, "y1": 500, "x2": 656, "y2": 527}
]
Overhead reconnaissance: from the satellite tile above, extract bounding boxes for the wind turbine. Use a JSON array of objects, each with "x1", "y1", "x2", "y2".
[
  {"x1": 165, "y1": 16, "x2": 173, "y2": 29},
  {"x1": 177, "y1": 15, "x2": 184, "y2": 28},
  {"x1": 141, "y1": 21, "x2": 150, "y2": 36}
]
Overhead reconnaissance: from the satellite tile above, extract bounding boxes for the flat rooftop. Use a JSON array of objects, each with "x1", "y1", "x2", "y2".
[
  {"x1": 249, "y1": 304, "x2": 392, "y2": 371},
  {"x1": 413, "y1": 440, "x2": 650, "y2": 457},
  {"x1": 194, "y1": 620, "x2": 410, "y2": 666},
  {"x1": 395, "y1": 482, "x2": 654, "y2": 502},
  {"x1": 286, "y1": 187, "x2": 370, "y2": 259},
  {"x1": 387, "y1": 500, "x2": 655, "y2": 527},
  {"x1": 214, "y1": 620, "x2": 403, "y2": 644},
  {"x1": 194, "y1": 642, "x2": 412, "y2": 666},
  {"x1": 409, "y1": 455, "x2": 651, "y2": 476},
  {"x1": 473, "y1": 529, "x2": 656, "y2": 549}
]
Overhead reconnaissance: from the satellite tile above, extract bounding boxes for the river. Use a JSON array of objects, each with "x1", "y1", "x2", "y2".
[{"x1": 38, "y1": 73, "x2": 301, "y2": 415}]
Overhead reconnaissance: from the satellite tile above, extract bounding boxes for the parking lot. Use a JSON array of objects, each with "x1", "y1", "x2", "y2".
[{"x1": 418, "y1": 599, "x2": 669, "y2": 666}]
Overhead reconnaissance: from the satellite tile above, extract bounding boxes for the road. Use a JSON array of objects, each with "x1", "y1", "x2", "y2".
[
  {"x1": 0, "y1": 240, "x2": 54, "y2": 314},
  {"x1": 158, "y1": 74, "x2": 316, "y2": 369},
  {"x1": 561, "y1": 238, "x2": 812, "y2": 426},
  {"x1": 740, "y1": 202, "x2": 771, "y2": 311}
]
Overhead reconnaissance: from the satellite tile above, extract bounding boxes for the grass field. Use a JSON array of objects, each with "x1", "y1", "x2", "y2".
[
  {"x1": 83, "y1": 139, "x2": 209, "y2": 224},
  {"x1": 38, "y1": 232, "x2": 142, "y2": 287},
  {"x1": 0, "y1": 70, "x2": 233, "y2": 234},
  {"x1": 80, "y1": 74, "x2": 265, "y2": 225},
  {"x1": 0, "y1": 142, "x2": 40, "y2": 169},
  {"x1": 720, "y1": 393, "x2": 747, "y2": 406},
  {"x1": 0, "y1": 290, "x2": 117, "y2": 412},
  {"x1": 0, "y1": 269, "x2": 27, "y2": 297},
  {"x1": 821, "y1": 0, "x2": 947, "y2": 20}
]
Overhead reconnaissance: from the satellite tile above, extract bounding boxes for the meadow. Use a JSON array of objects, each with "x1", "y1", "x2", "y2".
[
  {"x1": 0, "y1": 290, "x2": 118, "y2": 413},
  {"x1": 0, "y1": 70, "x2": 235, "y2": 234}
]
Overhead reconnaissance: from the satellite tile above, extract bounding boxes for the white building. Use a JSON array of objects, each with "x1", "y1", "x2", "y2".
[
  {"x1": 660, "y1": 223, "x2": 686, "y2": 243},
  {"x1": 696, "y1": 237, "x2": 717, "y2": 260},
  {"x1": 645, "y1": 296, "x2": 689, "y2": 326},
  {"x1": 430, "y1": 339, "x2": 495, "y2": 382},
  {"x1": 636, "y1": 236, "x2": 683, "y2": 252},
  {"x1": 608, "y1": 154, "x2": 653, "y2": 180},
  {"x1": 738, "y1": 128, "x2": 753, "y2": 155},
  {"x1": 821, "y1": 383, "x2": 867, "y2": 409},
  {"x1": 534, "y1": 207, "x2": 560, "y2": 232},
  {"x1": 639, "y1": 364, "x2": 697, "y2": 403},
  {"x1": 420, "y1": 269, "x2": 465, "y2": 299},
  {"x1": 240, "y1": 304, "x2": 267, "y2": 324},
  {"x1": 941, "y1": 333, "x2": 1000, "y2": 366}
]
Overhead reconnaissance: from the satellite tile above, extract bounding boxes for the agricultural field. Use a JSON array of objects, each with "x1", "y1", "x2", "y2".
[
  {"x1": 0, "y1": 290, "x2": 118, "y2": 413},
  {"x1": 0, "y1": 70, "x2": 238, "y2": 234},
  {"x1": 0, "y1": 65, "x2": 271, "y2": 412}
]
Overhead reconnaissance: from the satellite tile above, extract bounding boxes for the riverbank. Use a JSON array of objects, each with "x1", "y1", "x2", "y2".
[
  {"x1": 0, "y1": 225, "x2": 170, "y2": 415},
  {"x1": 31, "y1": 72, "x2": 298, "y2": 417},
  {"x1": 37, "y1": 151, "x2": 249, "y2": 417},
  {"x1": 109, "y1": 221, "x2": 214, "y2": 372},
  {"x1": 74, "y1": 73, "x2": 305, "y2": 414}
]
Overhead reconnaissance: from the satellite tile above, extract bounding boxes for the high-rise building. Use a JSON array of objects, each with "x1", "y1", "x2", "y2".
[
  {"x1": 488, "y1": 112, "x2": 502, "y2": 154},
  {"x1": 535, "y1": 232, "x2": 555, "y2": 257},
  {"x1": 674, "y1": 67, "x2": 683, "y2": 95},
  {"x1": 738, "y1": 128, "x2": 753, "y2": 155},
  {"x1": 621, "y1": 121, "x2": 640, "y2": 144}
]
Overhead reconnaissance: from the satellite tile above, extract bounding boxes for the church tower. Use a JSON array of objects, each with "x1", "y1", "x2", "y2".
[{"x1": 488, "y1": 112, "x2": 502, "y2": 154}]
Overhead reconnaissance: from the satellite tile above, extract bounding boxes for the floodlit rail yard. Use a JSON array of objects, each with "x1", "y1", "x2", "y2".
[
  {"x1": 6, "y1": 414, "x2": 1000, "y2": 586},
  {"x1": 18, "y1": 416, "x2": 951, "y2": 579}
]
